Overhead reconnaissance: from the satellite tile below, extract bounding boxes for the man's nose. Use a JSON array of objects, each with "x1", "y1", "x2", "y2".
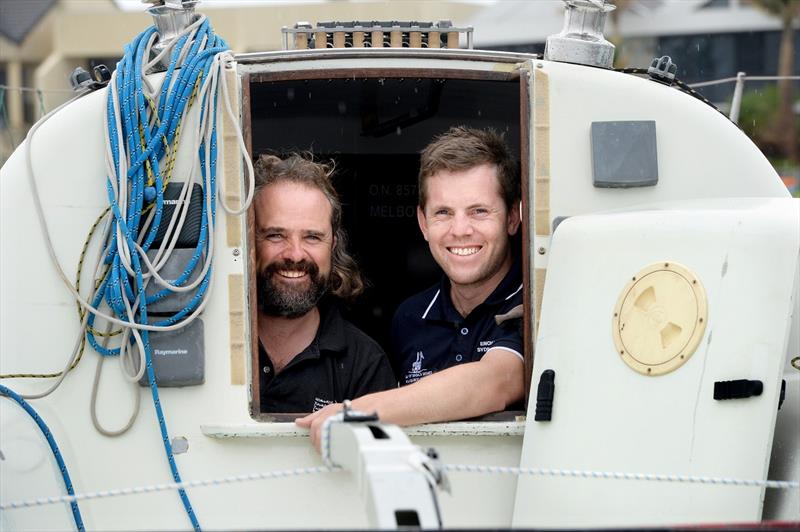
[
  {"x1": 450, "y1": 212, "x2": 474, "y2": 236},
  {"x1": 282, "y1": 237, "x2": 306, "y2": 262}
]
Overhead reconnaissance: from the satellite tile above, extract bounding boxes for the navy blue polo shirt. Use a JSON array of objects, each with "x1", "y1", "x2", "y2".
[
  {"x1": 260, "y1": 303, "x2": 397, "y2": 413},
  {"x1": 390, "y1": 260, "x2": 524, "y2": 386}
]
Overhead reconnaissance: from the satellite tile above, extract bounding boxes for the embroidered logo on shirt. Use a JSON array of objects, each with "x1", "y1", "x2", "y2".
[
  {"x1": 405, "y1": 351, "x2": 433, "y2": 385},
  {"x1": 412, "y1": 351, "x2": 424, "y2": 372},
  {"x1": 476, "y1": 339, "x2": 495, "y2": 353},
  {"x1": 312, "y1": 397, "x2": 333, "y2": 412}
]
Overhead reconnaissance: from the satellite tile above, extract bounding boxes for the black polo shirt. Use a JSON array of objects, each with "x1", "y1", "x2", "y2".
[
  {"x1": 259, "y1": 303, "x2": 397, "y2": 413},
  {"x1": 390, "y1": 260, "x2": 523, "y2": 386}
]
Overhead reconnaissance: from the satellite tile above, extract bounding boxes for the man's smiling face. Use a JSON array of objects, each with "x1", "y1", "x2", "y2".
[
  {"x1": 255, "y1": 181, "x2": 334, "y2": 318},
  {"x1": 417, "y1": 163, "x2": 520, "y2": 292}
]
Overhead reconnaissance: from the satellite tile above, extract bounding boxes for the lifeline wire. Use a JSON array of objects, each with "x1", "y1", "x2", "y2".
[
  {"x1": 443, "y1": 464, "x2": 800, "y2": 490},
  {"x1": 0, "y1": 467, "x2": 334, "y2": 511},
  {"x1": 0, "y1": 384, "x2": 85, "y2": 531},
  {"x1": 2, "y1": 462, "x2": 796, "y2": 512},
  {"x1": 320, "y1": 415, "x2": 799, "y2": 490}
]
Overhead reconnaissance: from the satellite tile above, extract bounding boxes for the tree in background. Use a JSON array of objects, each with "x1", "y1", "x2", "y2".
[
  {"x1": 740, "y1": 85, "x2": 799, "y2": 157},
  {"x1": 748, "y1": 0, "x2": 800, "y2": 163}
]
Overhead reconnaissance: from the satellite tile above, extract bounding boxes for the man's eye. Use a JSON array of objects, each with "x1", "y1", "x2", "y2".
[
  {"x1": 266, "y1": 233, "x2": 283, "y2": 241},
  {"x1": 434, "y1": 209, "x2": 449, "y2": 216},
  {"x1": 473, "y1": 208, "x2": 489, "y2": 216},
  {"x1": 305, "y1": 234, "x2": 322, "y2": 242}
]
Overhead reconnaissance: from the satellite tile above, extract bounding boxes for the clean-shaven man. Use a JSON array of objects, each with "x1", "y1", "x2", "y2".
[{"x1": 297, "y1": 128, "x2": 524, "y2": 445}]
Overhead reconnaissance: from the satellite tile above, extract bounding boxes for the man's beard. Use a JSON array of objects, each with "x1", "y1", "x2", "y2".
[{"x1": 257, "y1": 259, "x2": 328, "y2": 319}]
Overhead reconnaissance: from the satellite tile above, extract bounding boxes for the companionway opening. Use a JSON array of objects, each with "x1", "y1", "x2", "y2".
[{"x1": 245, "y1": 70, "x2": 529, "y2": 422}]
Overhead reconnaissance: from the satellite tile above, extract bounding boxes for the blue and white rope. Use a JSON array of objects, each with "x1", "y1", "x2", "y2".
[
  {"x1": 87, "y1": 14, "x2": 251, "y2": 531},
  {"x1": 0, "y1": 384, "x2": 85, "y2": 531},
  {"x1": 92, "y1": 18, "x2": 224, "y2": 531},
  {"x1": 24, "y1": 20, "x2": 251, "y2": 338},
  {"x1": 20, "y1": 10, "x2": 253, "y2": 530}
]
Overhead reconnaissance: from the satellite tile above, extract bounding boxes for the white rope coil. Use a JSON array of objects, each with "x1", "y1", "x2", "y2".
[{"x1": 444, "y1": 464, "x2": 800, "y2": 490}]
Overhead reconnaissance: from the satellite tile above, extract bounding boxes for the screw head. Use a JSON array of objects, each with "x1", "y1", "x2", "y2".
[
  {"x1": 537, "y1": 246, "x2": 546, "y2": 255},
  {"x1": 232, "y1": 248, "x2": 241, "y2": 257}
]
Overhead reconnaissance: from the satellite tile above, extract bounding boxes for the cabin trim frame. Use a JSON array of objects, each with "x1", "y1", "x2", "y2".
[{"x1": 242, "y1": 63, "x2": 535, "y2": 424}]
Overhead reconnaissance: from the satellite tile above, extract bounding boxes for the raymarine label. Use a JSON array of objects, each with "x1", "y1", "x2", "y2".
[{"x1": 154, "y1": 348, "x2": 189, "y2": 357}]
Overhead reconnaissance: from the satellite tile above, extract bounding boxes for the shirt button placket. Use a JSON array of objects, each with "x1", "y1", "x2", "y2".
[{"x1": 454, "y1": 323, "x2": 468, "y2": 363}]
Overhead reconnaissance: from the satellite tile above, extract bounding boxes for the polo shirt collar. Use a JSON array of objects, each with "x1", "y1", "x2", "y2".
[
  {"x1": 484, "y1": 259, "x2": 523, "y2": 306},
  {"x1": 422, "y1": 258, "x2": 522, "y2": 323},
  {"x1": 263, "y1": 301, "x2": 348, "y2": 370}
]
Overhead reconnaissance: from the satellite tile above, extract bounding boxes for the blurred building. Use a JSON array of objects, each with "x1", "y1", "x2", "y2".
[
  {"x1": 1, "y1": 0, "x2": 797, "y2": 165},
  {"x1": 0, "y1": 0, "x2": 482, "y2": 162},
  {"x1": 471, "y1": 0, "x2": 798, "y2": 103}
]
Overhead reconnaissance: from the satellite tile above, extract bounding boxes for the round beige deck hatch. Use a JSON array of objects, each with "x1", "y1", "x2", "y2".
[{"x1": 612, "y1": 262, "x2": 707, "y2": 376}]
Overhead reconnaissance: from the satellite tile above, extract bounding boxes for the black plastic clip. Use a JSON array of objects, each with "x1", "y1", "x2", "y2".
[
  {"x1": 69, "y1": 64, "x2": 112, "y2": 92},
  {"x1": 92, "y1": 64, "x2": 112, "y2": 86},
  {"x1": 648, "y1": 55, "x2": 677, "y2": 86},
  {"x1": 713, "y1": 379, "x2": 763, "y2": 401},
  {"x1": 341, "y1": 399, "x2": 379, "y2": 423},
  {"x1": 778, "y1": 379, "x2": 786, "y2": 410},
  {"x1": 534, "y1": 369, "x2": 556, "y2": 422}
]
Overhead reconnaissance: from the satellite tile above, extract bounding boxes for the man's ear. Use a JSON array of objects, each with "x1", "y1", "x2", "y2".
[
  {"x1": 417, "y1": 206, "x2": 429, "y2": 242},
  {"x1": 507, "y1": 200, "x2": 521, "y2": 236}
]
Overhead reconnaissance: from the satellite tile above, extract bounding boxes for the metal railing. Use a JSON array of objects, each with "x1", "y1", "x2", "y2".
[{"x1": 689, "y1": 73, "x2": 800, "y2": 124}]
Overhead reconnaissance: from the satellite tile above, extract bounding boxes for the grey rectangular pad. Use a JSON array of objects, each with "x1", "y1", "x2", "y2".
[
  {"x1": 138, "y1": 318, "x2": 204, "y2": 387},
  {"x1": 591, "y1": 120, "x2": 658, "y2": 188}
]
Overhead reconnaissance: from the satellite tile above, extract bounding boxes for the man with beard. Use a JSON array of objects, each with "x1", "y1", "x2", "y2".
[
  {"x1": 253, "y1": 154, "x2": 396, "y2": 413},
  {"x1": 298, "y1": 127, "x2": 524, "y2": 448}
]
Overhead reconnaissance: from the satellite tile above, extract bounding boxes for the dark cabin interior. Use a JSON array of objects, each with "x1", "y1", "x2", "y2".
[{"x1": 249, "y1": 75, "x2": 521, "y2": 364}]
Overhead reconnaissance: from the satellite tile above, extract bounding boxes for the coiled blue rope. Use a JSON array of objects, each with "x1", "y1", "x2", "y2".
[
  {"x1": 0, "y1": 384, "x2": 85, "y2": 531},
  {"x1": 84, "y1": 16, "x2": 229, "y2": 531}
]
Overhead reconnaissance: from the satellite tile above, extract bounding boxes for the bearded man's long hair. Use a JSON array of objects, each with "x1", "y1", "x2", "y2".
[{"x1": 253, "y1": 153, "x2": 365, "y2": 301}]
